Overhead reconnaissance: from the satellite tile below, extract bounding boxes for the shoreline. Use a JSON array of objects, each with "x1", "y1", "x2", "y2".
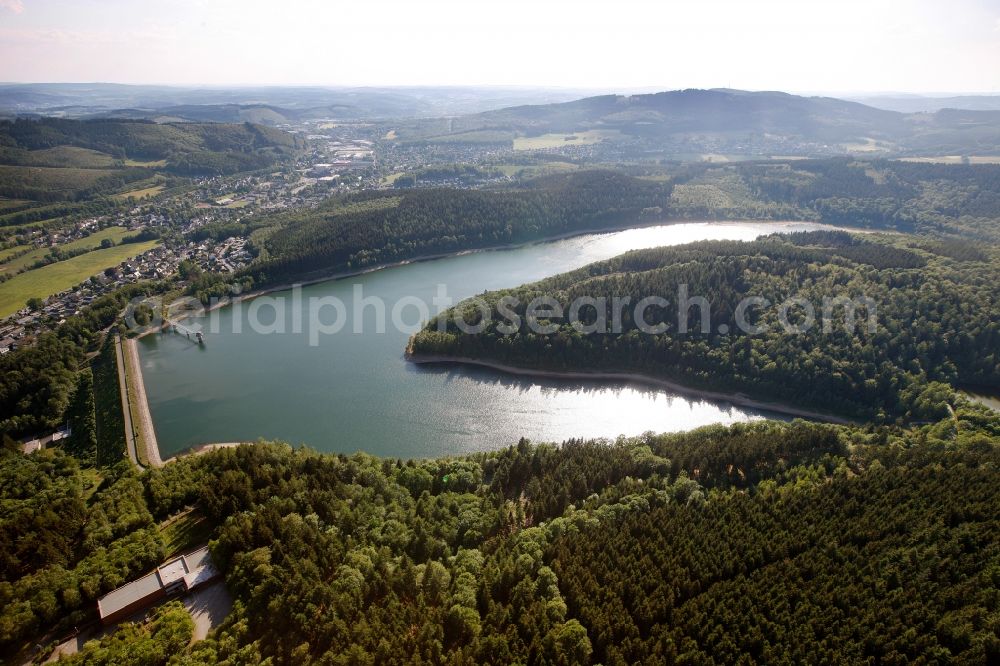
[
  {"x1": 406, "y1": 352, "x2": 855, "y2": 425},
  {"x1": 171, "y1": 441, "x2": 244, "y2": 461},
  {"x1": 122, "y1": 337, "x2": 164, "y2": 467},
  {"x1": 129, "y1": 217, "x2": 865, "y2": 462},
  {"x1": 136, "y1": 217, "x2": 854, "y2": 338}
]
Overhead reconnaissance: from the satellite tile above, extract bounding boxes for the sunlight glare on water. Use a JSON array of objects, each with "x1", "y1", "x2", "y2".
[{"x1": 139, "y1": 221, "x2": 829, "y2": 458}]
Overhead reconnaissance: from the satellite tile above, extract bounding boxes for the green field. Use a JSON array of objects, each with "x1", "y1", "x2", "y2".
[
  {"x1": 670, "y1": 173, "x2": 758, "y2": 209},
  {"x1": 0, "y1": 240, "x2": 158, "y2": 318},
  {"x1": 422, "y1": 129, "x2": 515, "y2": 144},
  {"x1": 113, "y1": 183, "x2": 165, "y2": 200},
  {"x1": 493, "y1": 161, "x2": 579, "y2": 177},
  {"x1": 0, "y1": 145, "x2": 118, "y2": 168},
  {"x1": 513, "y1": 130, "x2": 622, "y2": 151},
  {"x1": 0, "y1": 245, "x2": 26, "y2": 262},
  {"x1": 0, "y1": 227, "x2": 132, "y2": 275},
  {"x1": 381, "y1": 172, "x2": 405, "y2": 186},
  {"x1": 0, "y1": 198, "x2": 33, "y2": 212},
  {"x1": 123, "y1": 158, "x2": 168, "y2": 167},
  {"x1": 0, "y1": 164, "x2": 117, "y2": 196},
  {"x1": 11, "y1": 146, "x2": 118, "y2": 168}
]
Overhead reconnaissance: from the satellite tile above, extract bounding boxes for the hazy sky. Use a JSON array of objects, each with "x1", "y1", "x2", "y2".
[{"x1": 1, "y1": 0, "x2": 999, "y2": 93}]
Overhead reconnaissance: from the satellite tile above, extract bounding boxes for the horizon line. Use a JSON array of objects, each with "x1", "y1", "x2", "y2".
[{"x1": 1, "y1": 81, "x2": 999, "y2": 97}]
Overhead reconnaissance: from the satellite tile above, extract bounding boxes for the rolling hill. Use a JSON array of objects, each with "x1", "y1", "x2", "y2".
[
  {"x1": 390, "y1": 88, "x2": 1000, "y2": 157},
  {"x1": 0, "y1": 83, "x2": 591, "y2": 122},
  {"x1": 0, "y1": 117, "x2": 303, "y2": 204}
]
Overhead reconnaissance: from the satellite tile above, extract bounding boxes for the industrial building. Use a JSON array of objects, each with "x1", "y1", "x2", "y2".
[{"x1": 97, "y1": 546, "x2": 220, "y2": 625}]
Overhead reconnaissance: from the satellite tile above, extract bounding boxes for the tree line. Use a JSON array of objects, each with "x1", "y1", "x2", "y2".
[
  {"x1": 2, "y1": 399, "x2": 997, "y2": 663},
  {"x1": 411, "y1": 231, "x2": 1000, "y2": 421}
]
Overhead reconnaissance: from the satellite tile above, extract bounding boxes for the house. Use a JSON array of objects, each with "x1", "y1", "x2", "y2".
[{"x1": 96, "y1": 546, "x2": 220, "y2": 625}]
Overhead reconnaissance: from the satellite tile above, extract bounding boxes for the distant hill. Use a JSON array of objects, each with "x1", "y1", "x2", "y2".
[
  {"x1": 0, "y1": 117, "x2": 302, "y2": 174},
  {"x1": 851, "y1": 94, "x2": 1000, "y2": 113},
  {"x1": 0, "y1": 83, "x2": 591, "y2": 122},
  {"x1": 390, "y1": 88, "x2": 1000, "y2": 157},
  {"x1": 0, "y1": 117, "x2": 302, "y2": 205},
  {"x1": 464, "y1": 89, "x2": 900, "y2": 137}
]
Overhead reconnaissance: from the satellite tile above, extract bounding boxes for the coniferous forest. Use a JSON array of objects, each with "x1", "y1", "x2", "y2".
[
  {"x1": 6, "y1": 1, "x2": 1000, "y2": 660},
  {"x1": 1, "y1": 157, "x2": 999, "y2": 664},
  {"x1": 2, "y1": 406, "x2": 999, "y2": 664},
  {"x1": 239, "y1": 158, "x2": 1000, "y2": 288},
  {"x1": 410, "y1": 231, "x2": 1000, "y2": 422}
]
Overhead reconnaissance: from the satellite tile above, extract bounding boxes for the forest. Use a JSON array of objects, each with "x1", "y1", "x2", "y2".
[
  {"x1": 410, "y1": 230, "x2": 1000, "y2": 422},
  {"x1": 642, "y1": 158, "x2": 1000, "y2": 241},
  {"x1": 1, "y1": 159, "x2": 999, "y2": 663},
  {"x1": 0, "y1": 118, "x2": 302, "y2": 203},
  {"x1": 240, "y1": 159, "x2": 1000, "y2": 290},
  {"x1": 245, "y1": 170, "x2": 675, "y2": 283},
  {"x1": 0, "y1": 118, "x2": 301, "y2": 170},
  {"x1": 0, "y1": 281, "x2": 166, "y2": 438},
  {"x1": 2, "y1": 401, "x2": 998, "y2": 664}
]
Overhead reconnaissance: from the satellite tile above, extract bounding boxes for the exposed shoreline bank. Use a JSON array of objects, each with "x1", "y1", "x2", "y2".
[
  {"x1": 405, "y1": 352, "x2": 855, "y2": 425},
  {"x1": 129, "y1": 218, "x2": 864, "y2": 462},
  {"x1": 122, "y1": 337, "x2": 164, "y2": 467}
]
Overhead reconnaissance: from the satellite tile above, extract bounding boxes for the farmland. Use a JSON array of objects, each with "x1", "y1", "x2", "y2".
[
  {"x1": 0, "y1": 226, "x2": 133, "y2": 275},
  {"x1": 0, "y1": 164, "x2": 118, "y2": 199},
  {"x1": 0, "y1": 239, "x2": 158, "y2": 317},
  {"x1": 0, "y1": 145, "x2": 118, "y2": 168},
  {"x1": 113, "y1": 183, "x2": 166, "y2": 200},
  {"x1": 123, "y1": 158, "x2": 168, "y2": 167},
  {"x1": 513, "y1": 129, "x2": 622, "y2": 150},
  {"x1": 0, "y1": 198, "x2": 32, "y2": 212}
]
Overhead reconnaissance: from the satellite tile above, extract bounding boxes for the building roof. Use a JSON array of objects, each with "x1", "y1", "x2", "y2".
[
  {"x1": 98, "y1": 570, "x2": 164, "y2": 618},
  {"x1": 97, "y1": 546, "x2": 219, "y2": 620}
]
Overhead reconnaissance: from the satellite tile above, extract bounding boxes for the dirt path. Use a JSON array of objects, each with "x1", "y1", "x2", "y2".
[
  {"x1": 113, "y1": 334, "x2": 142, "y2": 468},
  {"x1": 123, "y1": 337, "x2": 163, "y2": 467}
]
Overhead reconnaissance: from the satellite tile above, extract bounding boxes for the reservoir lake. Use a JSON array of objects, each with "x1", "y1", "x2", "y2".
[{"x1": 139, "y1": 221, "x2": 832, "y2": 459}]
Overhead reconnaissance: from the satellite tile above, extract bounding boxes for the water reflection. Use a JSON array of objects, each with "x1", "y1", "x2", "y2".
[{"x1": 139, "y1": 221, "x2": 833, "y2": 458}]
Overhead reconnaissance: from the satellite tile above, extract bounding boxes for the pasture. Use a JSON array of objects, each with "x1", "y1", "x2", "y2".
[
  {"x1": 113, "y1": 183, "x2": 166, "y2": 200},
  {"x1": 0, "y1": 226, "x2": 133, "y2": 275},
  {"x1": 0, "y1": 240, "x2": 159, "y2": 318},
  {"x1": 513, "y1": 129, "x2": 621, "y2": 151},
  {"x1": 0, "y1": 165, "x2": 117, "y2": 197},
  {"x1": 0, "y1": 198, "x2": 33, "y2": 212},
  {"x1": 493, "y1": 161, "x2": 579, "y2": 178},
  {"x1": 124, "y1": 158, "x2": 168, "y2": 167}
]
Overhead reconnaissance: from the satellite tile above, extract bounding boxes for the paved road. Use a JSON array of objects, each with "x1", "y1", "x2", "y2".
[{"x1": 113, "y1": 334, "x2": 143, "y2": 469}]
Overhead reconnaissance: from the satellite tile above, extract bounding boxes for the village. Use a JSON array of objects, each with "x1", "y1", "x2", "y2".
[{"x1": 0, "y1": 125, "x2": 388, "y2": 353}]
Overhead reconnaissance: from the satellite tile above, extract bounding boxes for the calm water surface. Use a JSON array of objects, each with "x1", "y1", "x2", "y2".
[{"x1": 139, "y1": 221, "x2": 830, "y2": 458}]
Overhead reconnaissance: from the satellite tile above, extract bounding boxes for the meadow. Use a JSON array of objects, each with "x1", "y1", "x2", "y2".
[
  {"x1": 0, "y1": 198, "x2": 33, "y2": 212},
  {"x1": 0, "y1": 240, "x2": 159, "y2": 318},
  {"x1": 0, "y1": 145, "x2": 118, "y2": 168},
  {"x1": 112, "y1": 183, "x2": 166, "y2": 201},
  {"x1": 0, "y1": 226, "x2": 133, "y2": 275},
  {"x1": 123, "y1": 158, "x2": 168, "y2": 167},
  {"x1": 0, "y1": 164, "x2": 118, "y2": 197},
  {"x1": 513, "y1": 129, "x2": 621, "y2": 150}
]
